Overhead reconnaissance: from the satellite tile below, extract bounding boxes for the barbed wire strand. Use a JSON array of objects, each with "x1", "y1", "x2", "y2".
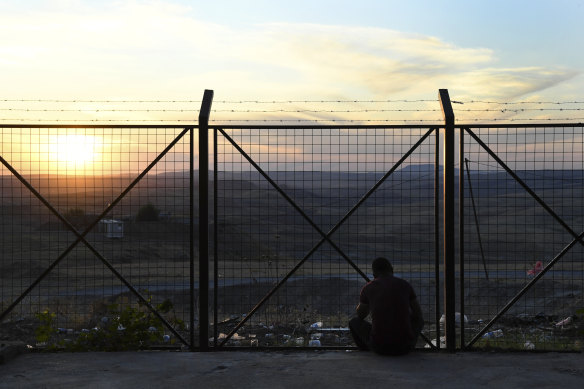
[
  {"x1": 1, "y1": 98, "x2": 583, "y2": 104},
  {"x1": 2, "y1": 118, "x2": 583, "y2": 123}
]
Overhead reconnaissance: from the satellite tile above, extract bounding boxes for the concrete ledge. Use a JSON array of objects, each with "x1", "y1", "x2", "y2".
[{"x1": 0, "y1": 350, "x2": 583, "y2": 388}]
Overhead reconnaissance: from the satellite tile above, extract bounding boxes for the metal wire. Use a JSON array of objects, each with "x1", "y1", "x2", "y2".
[
  {"x1": 2, "y1": 118, "x2": 584, "y2": 352},
  {"x1": 0, "y1": 126, "x2": 193, "y2": 348},
  {"x1": 461, "y1": 125, "x2": 584, "y2": 351},
  {"x1": 213, "y1": 126, "x2": 439, "y2": 348}
]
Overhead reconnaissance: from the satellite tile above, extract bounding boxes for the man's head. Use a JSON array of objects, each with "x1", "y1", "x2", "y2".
[{"x1": 372, "y1": 257, "x2": 393, "y2": 278}]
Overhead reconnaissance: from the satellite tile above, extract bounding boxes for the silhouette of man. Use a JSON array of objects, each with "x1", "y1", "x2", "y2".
[{"x1": 349, "y1": 257, "x2": 424, "y2": 355}]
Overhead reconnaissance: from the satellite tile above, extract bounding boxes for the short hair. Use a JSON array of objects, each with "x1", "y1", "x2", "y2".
[{"x1": 372, "y1": 257, "x2": 393, "y2": 277}]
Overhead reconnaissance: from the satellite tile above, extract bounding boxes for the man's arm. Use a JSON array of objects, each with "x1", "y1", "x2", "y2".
[{"x1": 356, "y1": 302, "x2": 369, "y2": 320}]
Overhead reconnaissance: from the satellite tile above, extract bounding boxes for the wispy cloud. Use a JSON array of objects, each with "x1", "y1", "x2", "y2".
[{"x1": 0, "y1": 1, "x2": 579, "y2": 106}]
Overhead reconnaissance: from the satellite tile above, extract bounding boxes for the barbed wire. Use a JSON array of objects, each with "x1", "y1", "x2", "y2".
[
  {"x1": 2, "y1": 118, "x2": 584, "y2": 124},
  {"x1": 0, "y1": 118, "x2": 195, "y2": 123},
  {"x1": 456, "y1": 117, "x2": 584, "y2": 122},
  {"x1": 0, "y1": 99, "x2": 438, "y2": 104},
  {"x1": 3, "y1": 107, "x2": 584, "y2": 114},
  {"x1": 0, "y1": 118, "x2": 442, "y2": 123},
  {"x1": 458, "y1": 108, "x2": 584, "y2": 113},
  {"x1": 0, "y1": 108, "x2": 441, "y2": 113},
  {"x1": 2, "y1": 98, "x2": 583, "y2": 123},
  {"x1": 2, "y1": 98, "x2": 583, "y2": 105},
  {"x1": 459, "y1": 100, "x2": 584, "y2": 105}
]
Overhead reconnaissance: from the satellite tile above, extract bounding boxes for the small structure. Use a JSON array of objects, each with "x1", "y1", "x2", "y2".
[{"x1": 99, "y1": 219, "x2": 124, "y2": 239}]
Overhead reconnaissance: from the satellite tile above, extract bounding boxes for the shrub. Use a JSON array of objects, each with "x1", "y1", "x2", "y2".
[
  {"x1": 136, "y1": 203, "x2": 160, "y2": 222},
  {"x1": 35, "y1": 295, "x2": 184, "y2": 351}
]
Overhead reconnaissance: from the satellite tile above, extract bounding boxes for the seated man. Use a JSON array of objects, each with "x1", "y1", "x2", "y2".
[{"x1": 349, "y1": 257, "x2": 424, "y2": 355}]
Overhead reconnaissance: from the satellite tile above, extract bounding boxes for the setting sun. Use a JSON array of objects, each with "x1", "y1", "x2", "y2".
[{"x1": 49, "y1": 134, "x2": 101, "y2": 172}]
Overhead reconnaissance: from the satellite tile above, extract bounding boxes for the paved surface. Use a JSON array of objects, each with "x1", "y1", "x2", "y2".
[{"x1": 1, "y1": 349, "x2": 583, "y2": 389}]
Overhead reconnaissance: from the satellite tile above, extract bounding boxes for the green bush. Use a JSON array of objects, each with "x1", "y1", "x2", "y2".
[
  {"x1": 35, "y1": 310, "x2": 57, "y2": 344},
  {"x1": 35, "y1": 295, "x2": 184, "y2": 351},
  {"x1": 136, "y1": 203, "x2": 160, "y2": 222}
]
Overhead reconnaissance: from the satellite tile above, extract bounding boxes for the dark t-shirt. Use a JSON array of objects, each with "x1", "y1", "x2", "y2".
[{"x1": 359, "y1": 274, "x2": 416, "y2": 347}]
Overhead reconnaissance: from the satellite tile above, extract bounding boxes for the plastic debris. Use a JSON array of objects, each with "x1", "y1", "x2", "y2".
[
  {"x1": 295, "y1": 337, "x2": 304, "y2": 346},
  {"x1": 527, "y1": 261, "x2": 543, "y2": 276},
  {"x1": 310, "y1": 321, "x2": 323, "y2": 329},
  {"x1": 524, "y1": 341, "x2": 535, "y2": 350},
  {"x1": 163, "y1": 334, "x2": 171, "y2": 343},
  {"x1": 555, "y1": 316, "x2": 573, "y2": 327},
  {"x1": 308, "y1": 339, "x2": 321, "y2": 347},
  {"x1": 439, "y1": 312, "x2": 468, "y2": 328},
  {"x1": 148, "y1": 326, "x2": 158, "y2": 332},
  {"x1": 482, "y1": 329, "x2": 503, "y2": 339},
  {"x1": 117, "y1": 324, "x2": 125, "y2": 331},
  {"x1": 250, "y1": 339, "x2": 259, "y2": 347}
]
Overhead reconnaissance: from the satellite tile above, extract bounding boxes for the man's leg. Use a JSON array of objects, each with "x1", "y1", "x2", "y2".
[
  {"x1": 349, "y1": 317, "x2": 371, "y2": 350},
  {"x1": 409, "y1": 316, "x2": 424, "y2": 350}
]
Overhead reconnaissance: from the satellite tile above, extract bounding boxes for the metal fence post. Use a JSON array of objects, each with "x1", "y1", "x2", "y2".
[
  {"x1": 198, "y1": 89, "x2": 214, "y2": 351},
  {"x1": 439, "y1": 89, "x2": 456, "y2": 352}
]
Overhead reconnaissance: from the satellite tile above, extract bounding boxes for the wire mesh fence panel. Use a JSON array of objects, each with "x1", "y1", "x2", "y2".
[
  {"x1": 213, "y1": 126, "x2": 439, "y2": 349},
  {"x1": 462, "y1": 125, "x2": 584, "y2": 351},
  {"x1": 0, "y1": 126, "x2": 193, "y2": 350}
]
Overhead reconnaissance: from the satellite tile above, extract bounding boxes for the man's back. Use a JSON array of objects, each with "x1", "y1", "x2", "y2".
[{"x1": 360, "y1": 274, "x2": 415, "y2": 347}]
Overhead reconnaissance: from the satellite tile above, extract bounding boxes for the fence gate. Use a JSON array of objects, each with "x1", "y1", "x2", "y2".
[
  {"x1": 459, "y1": 124, "x2": 584, "y2": 351},
  {"x1": 211, "y1": 125, "x2": 443, "y2": 349},
  {"x1": 0, "y1": 125, "x2": 197, "y2": 350}
]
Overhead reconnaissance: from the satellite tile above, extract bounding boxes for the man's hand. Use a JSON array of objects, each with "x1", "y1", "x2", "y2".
[{"x1": 356, "y1": 303, "x2": 369, "y2": 319}]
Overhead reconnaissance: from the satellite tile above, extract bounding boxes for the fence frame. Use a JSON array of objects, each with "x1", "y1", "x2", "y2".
[
  {"x1": 0, "y1": 124, "x2": 195, "y2": 348},
  {"x1": 457, "y1": 123, "x2": 584, "y2": 350},
  {"x1": 211, "y1": 125, "x2": 440, "y2": 349},
  {"x1": 1, "y1": 90, "x2": 583, "y2": 352}
]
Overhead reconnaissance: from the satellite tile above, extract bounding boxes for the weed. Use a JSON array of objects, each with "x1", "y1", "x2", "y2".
[{"x1": 34, "y1": 293, "x2": 184, "y2": 351}]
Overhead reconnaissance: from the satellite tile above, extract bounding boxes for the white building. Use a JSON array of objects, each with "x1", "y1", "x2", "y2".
[{"x1": 99, "y1": 219, "x2": 124, "y2": 238}]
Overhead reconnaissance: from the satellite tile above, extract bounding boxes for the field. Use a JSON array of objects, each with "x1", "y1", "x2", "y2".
[{"x1": 1, "y1": 167, "x2": 584, "y2": 350}]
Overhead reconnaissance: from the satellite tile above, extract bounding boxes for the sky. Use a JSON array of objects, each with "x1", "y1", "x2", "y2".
[{"x1": 1, "y1": 0, "x2": 583, "y2": 123}]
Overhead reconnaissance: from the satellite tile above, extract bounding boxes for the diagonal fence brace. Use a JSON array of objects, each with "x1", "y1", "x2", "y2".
[
  {"x1": 466, "y1": 229, "x2": 584, "y2": 348},
  {"x1": 464, "y1": 158, "x2": 489, "y2": 280},
  {"x1": 0, "y1": 128, "x2": 192, "y2": 347},
  {"x1": 218, "y1": 128, "x2": 367, "y2": 280},
  {"x1": 466, "y1": 128, "x2": 584, "y2": 247},
  {"x1": 218, "y1": 127, "x2": 436, "y2": 347}
]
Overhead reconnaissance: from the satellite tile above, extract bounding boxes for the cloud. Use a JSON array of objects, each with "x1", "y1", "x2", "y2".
[
  {"x1": 242, "y1": 23, "x2": 579, "y2": 100},
  {"x1": 0, "y1": 1, "x2": 579, "y2": 106}
]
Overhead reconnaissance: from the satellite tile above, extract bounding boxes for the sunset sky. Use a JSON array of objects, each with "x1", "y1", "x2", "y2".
[{"x1": 1, "y1": 0, "x2": 583, "y2": 123}]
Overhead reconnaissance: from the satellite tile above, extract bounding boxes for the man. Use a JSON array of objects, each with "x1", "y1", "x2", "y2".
[{"x1": 349, "y1": 257, "x2": 424, "y2": 355}]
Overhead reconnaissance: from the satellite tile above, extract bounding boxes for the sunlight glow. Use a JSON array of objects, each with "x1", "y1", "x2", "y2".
[{"x1": 49, "y1": 134, "x2": 101, "y2": 173}]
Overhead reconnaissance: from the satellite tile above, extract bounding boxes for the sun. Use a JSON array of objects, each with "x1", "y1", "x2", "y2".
[{"x1": 49, "y1": 134, "x2": 100, "y2": 171}]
